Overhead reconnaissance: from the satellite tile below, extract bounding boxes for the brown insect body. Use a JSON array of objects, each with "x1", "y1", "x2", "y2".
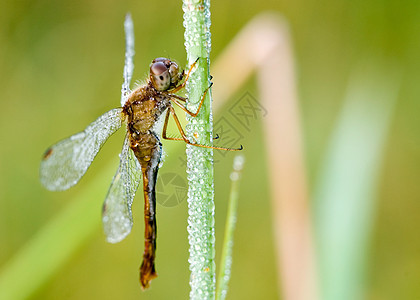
[
  {"x1": 123, "y1": 57, "x2": 184, "y2": 289},
  {"x1": 124, "y1": 83, "x2": 170, "y2": 289}
]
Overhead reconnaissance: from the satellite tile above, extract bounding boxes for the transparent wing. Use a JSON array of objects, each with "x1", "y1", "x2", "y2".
[
  {"x1": 101, "y1": 14, "x2": 139, "y2": 243},
  {"x1": 121, "y1": 13, "x2": 135, "y2": 106},
  {"x1": 102, "y1": 134, "x2": 142, "y2": 243},
  {"x1": 40, "y1": 108, "x2": 123, "y2": 191}
]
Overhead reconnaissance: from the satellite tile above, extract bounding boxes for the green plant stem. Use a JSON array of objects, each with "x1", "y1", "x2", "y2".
[
  {"x1": 216, "y1": 155, "x2": 245, "y2": 300},
  {"x1": 182, "y1": 0, "x2": 215, "y2": 299}
]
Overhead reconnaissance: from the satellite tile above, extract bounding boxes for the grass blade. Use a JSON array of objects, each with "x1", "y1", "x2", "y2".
[
  {"x1": 314, "y1": 61, "x2": 400, "y2": 300},
  {"x1": 216, "y1": 155, "x2": 245, "y2": 300}
]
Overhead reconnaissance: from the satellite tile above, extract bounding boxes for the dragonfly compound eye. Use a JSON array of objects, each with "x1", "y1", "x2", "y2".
[
  {"x1": 150, "y1": 61, "x2": 171, "y2": 91},
  {"x1": 169, "y1": 62, "x2": 181, "y2": 86}
]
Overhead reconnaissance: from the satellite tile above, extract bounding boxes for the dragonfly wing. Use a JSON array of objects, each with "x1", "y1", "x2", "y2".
[
  {"x1": 102, "y1": 134, "x2": 142, "y2": 243},
  {"x1": 40, "y1": 108, "x2": 123, "y2": 191},
  {"x1": 121, "y1": 13, "x2": 135, "y2": 107}
]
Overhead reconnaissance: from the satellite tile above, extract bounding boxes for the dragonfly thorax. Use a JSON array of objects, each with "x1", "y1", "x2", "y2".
[{"x1": 124, "y1": 85, "x2": 170, "y2": 135}]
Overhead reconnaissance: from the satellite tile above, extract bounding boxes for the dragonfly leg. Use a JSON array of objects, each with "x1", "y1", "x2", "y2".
[
  {"x1": 170, "y1": 82, "x2": 213, "y2": 117},
  {"x1": 162, "y1": 107, "x2": 184, "y2": 142},
  {"x1": 164, "y1": 100, "x2": 219, "y2": 140},
  {"x1": 169, "y1": 94, "x2": 187, "y2": 102},
  {"x1": 162, "y1": 106, "x2": 242, "y2": 151}
]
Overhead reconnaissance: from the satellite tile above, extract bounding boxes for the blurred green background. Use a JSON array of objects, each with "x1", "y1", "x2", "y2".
[{"x1": 0, "y1": 0, "x2": 419, "y2": 299}]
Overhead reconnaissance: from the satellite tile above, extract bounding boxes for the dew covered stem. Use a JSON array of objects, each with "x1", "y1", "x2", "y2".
[
  {"x1": 182, "y1": 0, "x2": 215, "y2": 299},
  {"x1": 216, "y1": 155, "x2": 245, "y2": 300}
]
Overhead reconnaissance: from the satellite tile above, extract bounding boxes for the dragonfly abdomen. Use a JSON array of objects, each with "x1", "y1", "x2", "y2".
[{"x1": 130, "y1": 132, "x2": 161, "y2": 289}]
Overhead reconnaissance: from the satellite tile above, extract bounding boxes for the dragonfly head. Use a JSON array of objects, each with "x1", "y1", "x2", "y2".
[{"x1": 150, "y1": 58, "x2": 182, "y2": 91}]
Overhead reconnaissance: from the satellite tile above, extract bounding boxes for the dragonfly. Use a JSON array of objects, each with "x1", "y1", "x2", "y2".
[{"x1": 39, "y1": 14, "x2": 241, "y2": 289}]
